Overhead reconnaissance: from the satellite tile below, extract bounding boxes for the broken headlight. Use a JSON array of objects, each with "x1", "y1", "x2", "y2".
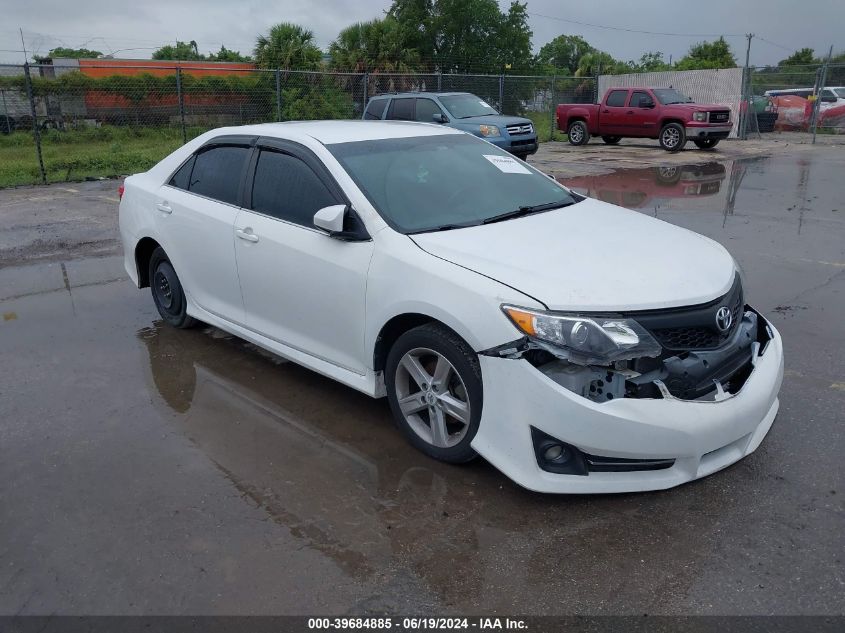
[{"x1": 502, "y1": 305, "x2": 662, "y2": 365}]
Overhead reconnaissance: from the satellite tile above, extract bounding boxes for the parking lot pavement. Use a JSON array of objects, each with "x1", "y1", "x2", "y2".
[{"x1": 0, "y1": 145, "x2": 843, "y2": 615}]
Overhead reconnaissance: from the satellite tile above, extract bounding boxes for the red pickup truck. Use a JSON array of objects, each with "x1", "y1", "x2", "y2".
[{"x1": 556, "y1": 87, "x2": 733, "y2": 152}]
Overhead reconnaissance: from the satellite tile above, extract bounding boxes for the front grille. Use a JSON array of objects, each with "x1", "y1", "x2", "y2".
[
  {"x1": 506, "y1": 123, "x2": 533, "y2": 136},
  {"x1": 709, "y1": 111, "x2": 730, "y2": 123},
  {"x1": 631, "y1": 275, "x2": 744, "y2": 352},
  {"x1": 653, "y1": 326, "x2": 719, "y2": 349}
]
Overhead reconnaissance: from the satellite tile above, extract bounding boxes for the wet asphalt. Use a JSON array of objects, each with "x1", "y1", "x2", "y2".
[{"x1": 0, "y1": 143, "x2": 843, "y2": 615}]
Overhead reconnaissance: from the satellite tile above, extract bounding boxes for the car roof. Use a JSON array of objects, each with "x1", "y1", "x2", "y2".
[
  {"x1": 199, "y1": 120, "x2": 463, "y2": 145},
  {"x1": 371, "y1": 91, "x2": 470, "y2": 99}
]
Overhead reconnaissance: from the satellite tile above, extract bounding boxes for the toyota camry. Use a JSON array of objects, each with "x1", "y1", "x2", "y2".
[{"x1": 118, "y1": 120, "x2": 783, "y2": 493}]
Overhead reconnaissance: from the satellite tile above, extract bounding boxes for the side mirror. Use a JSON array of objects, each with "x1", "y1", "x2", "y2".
[
  {"x1": 821, "y1": 94, "x2": 837, "y2": 103},
  {"x1": 313, "y1": 204, "x2": 347, "y2": 234},
  {"x1": 432, "y1": 113, "x2": 447, "y2": 123},
  {"x1": 313, "y1": 204, "x2": 370, "y2": 242},
  {"x1": 641, "y1": 100, "x2": 655, "y2": 109}
]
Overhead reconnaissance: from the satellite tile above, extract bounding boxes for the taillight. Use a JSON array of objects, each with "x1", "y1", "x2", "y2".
[{"x1": 118, "y1": 183, "x2": 125, "y2": 200}]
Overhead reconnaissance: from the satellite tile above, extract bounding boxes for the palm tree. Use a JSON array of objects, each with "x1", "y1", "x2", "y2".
[
  {"x1": 329, "y1": 18, "x2": 420, "y2": 74},
  {"x1": 254, "y1": 23, "x2": 322, "y2": 70}
]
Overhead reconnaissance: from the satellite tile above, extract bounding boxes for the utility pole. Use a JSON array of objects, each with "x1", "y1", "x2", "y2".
[
  {"x1": 812, "y1": 45, "x2": 834, "y2": 144},
  {"x1": 740, "y1": 33, "x2": 753, "y2": 140},
  {"x1": 20, "y1": 27, "x2": 46, "y2": 184}
]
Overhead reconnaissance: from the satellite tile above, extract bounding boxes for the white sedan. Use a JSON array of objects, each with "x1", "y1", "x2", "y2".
[{"x1": 118, "y1": 120, "x2": 783, "y2": 494}]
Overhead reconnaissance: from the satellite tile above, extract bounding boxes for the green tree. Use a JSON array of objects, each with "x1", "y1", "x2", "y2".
[
  {"x1": 536, "y1": 35, "x2": 594, "y2": 74},
  {"x1": 34, "y1": 47, "x2": 103, "y2": 62},
  {"x1": 634, "y1": 51, "x2": 670, "y2": 72},
  {"x1": 675, "y1": 36, "x2": 736, "y2": 70},
  {"x1": 152, "y1": 41, "x2": 205, "y2": 61},
  {"x1": 778, "y1": 48, "x2": 818, "y2": 66},
  {"x1": 330, "y1": 18, "x2": 420, "y2": 73},
  {"x1": 496, "y1": 1, "x2": 533, "y2": 71},
  {"x1": 575, "y1": 51, "x2": 631, "y2": 77},
  {"x1": 432, "y1": 0, "x2": 532, "y2": 72},
  {"x1": 387, "y1": 0, "x2": 435, "y2": 66},
  {"x1": 207, "y1": 45, "x2": 251, "y2": 62},
  {"x1": 254, "y1": 23, "x2": 322, "y2": 70}
]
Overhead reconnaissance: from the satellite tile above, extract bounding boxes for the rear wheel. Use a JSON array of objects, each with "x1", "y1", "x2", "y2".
[
  {"x1": 149, "y1": 247, "x2": 197, "y2": 329},
  {"x1": 694, "y1": 138, "x2": 720, "y2": 149},
  {"x1": 602, "y1": 135, "x2": 621, "y2": 145},
  {"x1": 659, "y1": 123, "x2": 686, "y2": 152},
  {"x1": 567, "y1": 120, "x2": 590, "y2": 146},
  {"x1": 385, "y1": 323, "x2": 482, "y2": 464},
  {"x1": 513, "y1": 153, "x2": 530, "y2": 161}
]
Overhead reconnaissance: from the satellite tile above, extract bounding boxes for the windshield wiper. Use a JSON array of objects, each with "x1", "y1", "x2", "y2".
[
  {"x1": 409, "y1": 222, "x2": 476, "y2": 234},
  {"x1": 482, "y1": 200, "x2": 574, "y2": 225}
]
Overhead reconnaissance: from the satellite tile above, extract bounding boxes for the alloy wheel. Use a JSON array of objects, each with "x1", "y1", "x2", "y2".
[
  {"x1": 662, "y1": 127, "x2": 680, "y2": 149},
  {"x1": 394, "y1": 347, "x2": 472, "y2": 449}
]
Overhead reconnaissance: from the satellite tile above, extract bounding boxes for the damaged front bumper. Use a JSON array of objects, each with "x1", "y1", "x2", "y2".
[{"x1": 472, "y1": 309, "x2": 783, "y2": 494}]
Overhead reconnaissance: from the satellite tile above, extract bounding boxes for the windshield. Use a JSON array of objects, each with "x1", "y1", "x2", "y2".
[
  {"x1": 653, "y1": 88, "x2": 694, "y2": 105},
  {"x1": 832, "y1": 88, "x2": 845, "y2": 99},
  {"x1": 438, "y1": 94, "x2": 499, "y2": 119},
  {"x1": 328, "y1": 134, "x2": 577, "y2": 234}
]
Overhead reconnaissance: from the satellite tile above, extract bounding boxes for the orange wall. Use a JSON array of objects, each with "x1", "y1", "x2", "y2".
[{"x1": 77, "y1": 58, "x2": 256, "y2": 78}]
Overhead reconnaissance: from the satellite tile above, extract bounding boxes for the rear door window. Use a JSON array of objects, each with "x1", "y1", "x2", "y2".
[
  {"x1": 251, "y1": 149, "x2": 338, "y2": 227},
  {"x1": 169, "y1": 156, "x2": 195, "y2": 190},
  {"x1": 386, "y1": 98, "x2": 415, "y2": 121},
  {"x1": 364, "y1": 98, "x2": 388, "y2": 120},
  {"x1": 188, "y1": 145, "x2": 250, "y2": 205},
  {"x1": 606, "y1": 90, "x2": 628, "y2": 107},
  {"x1": 629, "y1": 91, "x2": 652, "y2": 108}
]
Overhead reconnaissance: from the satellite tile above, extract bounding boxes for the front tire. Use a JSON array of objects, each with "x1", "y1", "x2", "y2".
[
  {"x1": 694, "y1": 138, "x2": 720, "y2": 149},
  {"x1": 567, "y1": 120, "x2": 590, "y2": 146},
  {"x1": 659, "y1": 122, "x2": 686, "y2": 152},
  {"x1": 149, "y1": 247, "x2": 197, "y2": 329},
  {"x1": 385, "y1": 323, "x2": 482, "y2": 464},
  {"x1": 602, "y1": 135, "x2": 621, "y2": 145}
]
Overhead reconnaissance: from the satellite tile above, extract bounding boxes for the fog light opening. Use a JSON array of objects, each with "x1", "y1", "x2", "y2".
[
  {"x1": 542, "y1": 443, "x2": 567, "y2": 463},
  {"x1": 530, "y1": 427, "x2": 588, "y2": 476}
]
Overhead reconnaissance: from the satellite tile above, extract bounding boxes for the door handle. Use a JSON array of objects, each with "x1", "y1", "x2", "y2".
[
  {"x1": 156, "y1": 202, "x2": 172, "y2": 214},
  {"x1": 602, "y1": 109, "x2": 610, "y2": 113},
  {"x1": 236, "y1": 228, "x2": 259, "y2": 243},
  {"x1": 626, "y1": 110, "x2": 634, "y2": 114}
]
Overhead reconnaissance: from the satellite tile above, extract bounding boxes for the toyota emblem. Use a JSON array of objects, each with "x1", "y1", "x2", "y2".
[{"x1": 715, "y1": 306, "x2": 733, "y2": 332}]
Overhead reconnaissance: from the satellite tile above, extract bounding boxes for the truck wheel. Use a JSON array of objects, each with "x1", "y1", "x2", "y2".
[
  {"x1": 601, "y1": 136, "x2": 621, "y2": 145},
  {"x1": 659, "y1": 123, "x2": 686, "y2": 152},
  {"x1": 567, "y1": 120, "x2": 590, "y2": 146},
  {"x1": 694, "y1": 139, "x2": 720, "y2": 149}
]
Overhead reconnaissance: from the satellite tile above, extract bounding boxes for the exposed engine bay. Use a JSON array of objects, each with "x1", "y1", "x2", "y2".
[{"x1": 484, "y1": 306, "x2": 774, "y2": 403}]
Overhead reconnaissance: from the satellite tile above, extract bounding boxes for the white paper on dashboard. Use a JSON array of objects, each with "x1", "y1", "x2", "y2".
[{"x1": 483, "y1": 154, "x2": 531, "y2": 174}]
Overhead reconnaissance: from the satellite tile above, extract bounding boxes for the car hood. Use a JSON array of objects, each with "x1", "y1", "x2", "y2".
[
  {"x1": 453, "y1": 114, "x2": 533, "y2": 127},
  {"x1": 674, "y1": 103, "x2": 730, "y2": 112},
  {"x1": 410, "y1": 197, "x2": 736, "y2": 312}
]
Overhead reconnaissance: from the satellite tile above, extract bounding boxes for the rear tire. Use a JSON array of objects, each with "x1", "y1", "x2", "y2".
[
  {"x1": 601, "y1": 136, "x2": 621, "y2": 145},
  {"x1": 567, "y1": 120, "x2": 590, "y2": 146},
  {"x1": 149, "y1": 247, "x2": 197, "y2": 329},
  {"x1": 385, "y1": 323, "x2": 482, "y2": 464},
  {"x1": 659, "y1": 123, "x2": 686, "y2": 152},
  {"x1": 694, "y1": 138, "x2": 720, "y2": 149}
]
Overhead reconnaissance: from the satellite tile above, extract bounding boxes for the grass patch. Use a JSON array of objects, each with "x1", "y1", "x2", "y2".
[
  {"x1": 524, "y1": 111, "x2": 567, "y2": 143},
  {"x1": 0, "y1": 117, "x2": 571, "y2": 189},
  {"x1": 0, "y1": 126, "x2": 209, "y2": 188}
]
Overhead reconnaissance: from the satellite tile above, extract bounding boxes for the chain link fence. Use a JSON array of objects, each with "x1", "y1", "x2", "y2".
[
  {"x1": 0, "y1": 63, "x2": 597, "y2": 187},
  {"x1": 2, "y1": 59, "x2": 841, "y2": 188},
  {"x1": 743, "y1": 63, "x2": 845, "y2": 137}
]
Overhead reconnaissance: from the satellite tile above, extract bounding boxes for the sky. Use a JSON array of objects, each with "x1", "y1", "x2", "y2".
[{"x1": 1, "y1": 0, "x2": 842, "y2": 67}]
